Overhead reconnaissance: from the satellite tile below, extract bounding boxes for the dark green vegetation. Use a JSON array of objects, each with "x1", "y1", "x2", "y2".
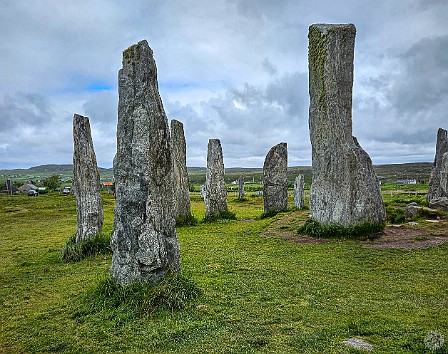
[
  {"x1": 1, "y1": 189, "x2": 447, "y2": 353},
  {"x1": 298, "y1": 219, "x2": 385, "y2": 239},
  {"x1": 61, "y1": 233, "x2": 111, "y2": 262}
]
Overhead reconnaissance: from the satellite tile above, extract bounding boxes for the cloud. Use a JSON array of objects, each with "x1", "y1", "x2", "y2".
[{"x1": 0, "y1": 0, "x2": 447, "y2": 169}]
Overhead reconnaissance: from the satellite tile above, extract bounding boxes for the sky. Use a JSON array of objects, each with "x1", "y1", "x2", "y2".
[{"x1": 0, "y1": 0, "x2": 447, "y2": 169}]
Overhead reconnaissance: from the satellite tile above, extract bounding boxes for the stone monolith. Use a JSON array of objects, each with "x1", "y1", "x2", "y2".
[
  {"x1": 205, "y1": 139, "x2": 228, "y2": 215},
  {"x1": 238, "y1": 175, "x2": 244, "y2": 200},
  {"x1": 263, "y1": 143, "x2": 288, "y2": 213},
  {"x1": 73, "y1": 114, "x2": 103, "y2": 243},
  {"x1": 427, "y1": 128, "x2": 448, "y2": 203},
  {"x1": 171, "y1": 119, "x2": 191, "y2": 219},
  {"x1": 111, "y1": 40, "x2": 180, "y2": 285},
  {"x1": 294, "y1": 174, "x2": 305, "y2": 209},
  {"x1": 308, "y1": 24, "x2": 385, "y2": 227}
]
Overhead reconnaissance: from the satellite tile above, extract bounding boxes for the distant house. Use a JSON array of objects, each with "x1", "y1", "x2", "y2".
[
  {"x1": 102, "y1": 181, "x2": 114, "y2": 194},
  {"x1": 18, "y1": 183, "x2": 38, "y2": 192},
  {"x1": 396, "y1": 179, "x2": 417, "y2": 185}
]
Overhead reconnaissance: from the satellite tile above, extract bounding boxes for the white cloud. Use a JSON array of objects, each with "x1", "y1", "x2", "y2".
[{"x1": 0, "y1": 0, "x2": 447, "y2": 169}]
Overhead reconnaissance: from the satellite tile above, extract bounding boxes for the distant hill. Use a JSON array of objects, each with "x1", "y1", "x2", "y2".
[{"x1": 0, "y1": 162, "x2": 434, "y2": 185}]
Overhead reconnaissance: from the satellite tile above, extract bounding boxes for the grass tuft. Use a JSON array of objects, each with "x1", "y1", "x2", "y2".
[
  {"x1": 386, "y1": 206, "x2": 406, "y2": 224},
  {"x1": 298, "y1": 218, "x2": 385, "y2": 238},
  {"x1": 260, "y1": 208, "x2": 288, "y2": 219},
  {"x1": 202, "y1": 210, "x2": 237, "y2": 223},
  {"x1": 82, "y1": 272, "x2": 201, "y2": 317},
  {"x1": 175, "y1": 213, "x2": 198, "y2": 227},
  {"x1": 61, "y1": 233, "x2": 111, "y2": 262}
]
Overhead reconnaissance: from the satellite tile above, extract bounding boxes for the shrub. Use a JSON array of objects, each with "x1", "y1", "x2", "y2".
[
  {"x1": 298, "y1": 218, "x2": 385, "y2": 238},
  {"x1": 260, "y1": 208, "x2": 288, "y2": 219},
  {"x1": 202, "y1": 210, "x2": 237, "y2": 223},
  {"x1": 386, "y1": 206, "x2": 405, "y2": 224},
  {"x1": 61, "y1": 233, "x2": 111, "y2": 262},
  {"x1": 82, "y1": 272, "x2": 201, "y2": 317},
  {"x1": 175, "y1": 213, "x2": 198, "y2": 227}
]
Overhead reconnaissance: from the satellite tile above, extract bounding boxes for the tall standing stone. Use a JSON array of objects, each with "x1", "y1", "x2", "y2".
[
  {"x1": 171, "y1": 119, "x2": 191, "y2": 219},
  {"x1": 427, "y1": 128, "x2": 448, "y2": 203},
  {"x1": 238, "y1": 175, "x2": 245, "y2": 200},
  {"x1": 205, "y1": 139, "x2": 228, "y2": 215},
  {"x1": 308, "y1": 24, "x2": 385, "y2": 227},
  {"x1": 73, "y1": 114, "x2": 103, "y2": 243},
  {"x1": 294, "y1": 174, "x2": 305, "y2": 209},
  {"x1": 111, "y1": 40, "x2": 180, "y2": 285},
  {"x1": 263, "y1": 143, "x2": 288, "y2": 213}
]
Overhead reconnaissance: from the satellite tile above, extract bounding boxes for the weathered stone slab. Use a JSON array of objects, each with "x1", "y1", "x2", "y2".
[
  {"x1": 205, "y1": 139, "x2": 228, "y2": 215},
  {"x1": 73, "y1": 114, "x2": 103, "y2": 243},
  {"x1": 429, "y1": 197, "x2": 448, "y2": 211},
  {"x1": 263, "y1": 143, "x2": 288, "y2": 213},
  {"x1": 238, "y1": 175, "x2": 244, "y2": 200},
  {"x1": 111, "y1": 40, "x2": 180, "y2": 285},
  {"x1": 428, "y1": 129, "x2": 448, "y2": 203},
  {"x1": 343, "y1": 338, "x2": 373, "y2": 351},
  {"x1": 171, "y1": 119, "x2": 191, "y2": 219},
  {"x1": 294, "y1": 174, "x2": 305, "y2": 209},
  {"x1": 308, "y1": 24, "x2": 385, "y2": 227}
]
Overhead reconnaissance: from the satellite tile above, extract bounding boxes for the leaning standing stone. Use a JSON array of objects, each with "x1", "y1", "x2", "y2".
[
  {"x1": 205, "y1": 139, "x2": 228, "y2": 216},
  {"x1": 427, "y1": 128, "x2": 448, "y2": 203},
  {"x1": 263, "y1": 143, "x2": 288, "y2": 213},
  {"x1": 294, "y1": 174, "x2": 305, "y2": 209},
  {"x1": 308, "y1": 24, "x2": 385, "y2": 227},
  {"x1": 238, "y1": 175, "x2": 245, "y2": 200},
  {"x1": 111, "y1": 40, "x2": 181, "y2": 285},
  {"x1": 73, "y1": 114, "x2": 103, "y2": 243},
  {"x1": 171, "y1": 119, "x2": 191, "y2": 219}
]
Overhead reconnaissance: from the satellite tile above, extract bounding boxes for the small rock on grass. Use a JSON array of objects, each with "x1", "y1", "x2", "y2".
[{"x1": 343, "y1": 337, "x2": 374, "y2": 351}]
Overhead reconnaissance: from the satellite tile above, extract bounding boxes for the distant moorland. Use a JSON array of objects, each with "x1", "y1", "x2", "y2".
[{"x1": 0, "y1": 162, "x2": 433, "y2": 187}]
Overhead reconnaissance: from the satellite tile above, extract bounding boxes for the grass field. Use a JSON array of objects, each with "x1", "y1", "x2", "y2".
[{"x1": 1, "y1": 191, "x2": 447, "y2": 353}]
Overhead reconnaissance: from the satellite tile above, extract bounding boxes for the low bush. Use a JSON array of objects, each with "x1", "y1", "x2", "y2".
[
  {"x1": 260, "y1": 208, "x2": 288, "y2": 219},
  {"x1": 61, "y1": 233, "x2": 111, "y2": 262},
  {"x1": 81, "y1": 272, "x2": 201, "y2": 317},
  {"x1": 175, "y1": 213, "x2": 198, "y2": 227},
  {"x1": 298, "y1": 218, "x2": 385, "y2": 238},
  {"x1": 386, "y1": 206, "x2": 406, "y2": 224},
  {"x1": 202, "y1": 210, "x2": 237, "y2": 223}
]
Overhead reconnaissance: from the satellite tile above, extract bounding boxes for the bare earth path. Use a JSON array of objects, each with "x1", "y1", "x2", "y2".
[{"x1": 262, "y1": 211, "x2": 448, "y2": 250}]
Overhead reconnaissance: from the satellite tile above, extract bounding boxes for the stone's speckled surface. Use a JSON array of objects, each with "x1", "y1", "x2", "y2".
[
  {"x1": 73, "y1": 114, "x2": 103, "y2": 243},
  {"x1": 238, "y1": 175, "x2": 244, "y2": 200},
  {"x1": 111, "y1": 40, "x2": 180, "y2": 285},
  {"x1": 205, "y1": 139, "x2": 228, "y2": 215},
  {"x1": 427, "y1": 128, "x2": 448, "y2": 203},
  {"x1": 263, "y1": 143, "x2": 288, "y2": 213},
  {"x1": 171, "y1": 119, "x2": 191, "y2": 218},
  {"x1": 294, "y1": 174, "x2": 305, "y2": 209},
  {"x1": 308, "y1": 24, "x2": 385, "y2": 227}
]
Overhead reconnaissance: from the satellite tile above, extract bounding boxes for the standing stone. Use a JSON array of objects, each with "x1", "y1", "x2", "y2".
[
  {"x1": 200, "y1": 185, "x2": 206, "y2": 200},
  {"x1": 263, "y1": 143, "x2": 288, "y2": 213},
  {"x1": 308, "y1": 24, "x2": 385, "y2": 227},
  {"x1": 170, "y1": 119, "x2": 191, "y2": 219},
  {"x1": 205, "y1": 139, "x2": 228, "y2": 215},
  {"x1": 73, "y1": 114, "x2": 103, "y2": 243},
  {"x1": 427, "y1": 128, "x2": 448, "y2": 203},
  {"x1": 111, "y1": 40, "x2": 180, "y2": 285},
  {"x1": 238, "y1": 175, "x2": 245, "y2": 200},
  {"x1": 294, "y1": 174, "x2": 305, "y2": 209}
]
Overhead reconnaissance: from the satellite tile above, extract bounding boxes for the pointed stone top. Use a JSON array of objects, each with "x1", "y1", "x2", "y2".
[{"x1": 171, "y1": 119, "x2": 183, "y2": 129}]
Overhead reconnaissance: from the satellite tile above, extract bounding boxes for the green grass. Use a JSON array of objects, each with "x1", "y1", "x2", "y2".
[
  {"x1": 61, "y1": 233, "x2": 111, "y2": 262},
  {"x1": 1, "y1": 192, "x2": 447, "y2": 353}
]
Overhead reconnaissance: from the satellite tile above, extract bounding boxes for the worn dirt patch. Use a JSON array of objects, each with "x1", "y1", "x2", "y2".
[
  {"x1": 262, "y1": 211, "x2": 448, "y2": 249},
  {"x1": 262, "y1": 211, "x2": 331, "y2": 245},
  {"x1": 362, "y1": 221, "x2": 448, "y2": 249}
]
